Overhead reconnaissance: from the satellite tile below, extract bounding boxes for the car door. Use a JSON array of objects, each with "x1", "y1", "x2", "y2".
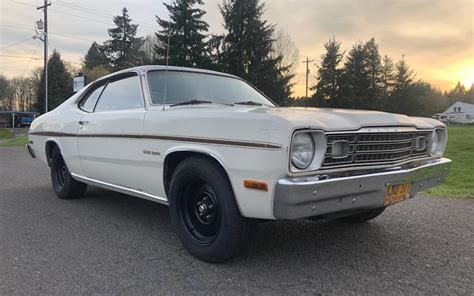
[{"x1": 77, "y1": 73, "x2": 146, "y2": 190}]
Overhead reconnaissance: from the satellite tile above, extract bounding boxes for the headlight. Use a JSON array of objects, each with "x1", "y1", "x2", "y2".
[
  {"x1": 430, "y1": 131, "x2": 439, "y2": 154},
  {"x1": 291, "y1": 133, "x2": 315, "y2": 169},
  {"x1": 430, "y1": 128, "x2": 447, "y2": 157}
]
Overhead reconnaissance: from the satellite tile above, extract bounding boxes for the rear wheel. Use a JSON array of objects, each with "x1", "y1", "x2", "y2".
[
  {"x1": 169, "y1": 157, "x2": 254, "y2": 263},
  {"x1": 50, "y1": 146, "x2": 87, "y2": 199},
  {"x1": 340, "y1": 207, "x2": 386, "y2": 223}
]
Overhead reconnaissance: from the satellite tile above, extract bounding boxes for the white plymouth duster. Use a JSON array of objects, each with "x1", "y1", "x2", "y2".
[{"x1": 27, "y1": 66, "x2": 451, "y2": 262}]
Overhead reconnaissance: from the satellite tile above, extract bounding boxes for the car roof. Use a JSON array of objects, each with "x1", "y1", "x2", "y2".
[{"x1": 99, "y1": 65, "x2": 239, "y2": 81}]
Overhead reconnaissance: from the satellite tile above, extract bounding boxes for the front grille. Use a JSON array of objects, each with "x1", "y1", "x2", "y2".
[{"x1": 322, "y1": 130, "x2": 432, "y2": 168}]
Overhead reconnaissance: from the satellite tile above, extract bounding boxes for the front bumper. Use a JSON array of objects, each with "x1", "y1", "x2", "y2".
[{"x1": 273, "y1": 158, "x2": 451, "y2": 219}]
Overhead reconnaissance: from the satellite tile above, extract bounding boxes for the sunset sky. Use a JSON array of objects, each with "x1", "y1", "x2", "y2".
[{"x1": 1, "y1": 0, "x2": 473, "y2": 97}]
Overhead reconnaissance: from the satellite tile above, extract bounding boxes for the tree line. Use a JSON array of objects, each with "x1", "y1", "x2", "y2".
[
  {"x1": 0, "y1": 0, "x2": 472, "y2": 115},
  {"x1": 293, "y1": 38, "x2": 474, "y2": 116}
]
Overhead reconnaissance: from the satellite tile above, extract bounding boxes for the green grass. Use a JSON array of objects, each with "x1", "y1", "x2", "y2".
[
  {"x1": 0, "y1": 126, "x2": 471, "y2": 198},
  {"x1": 0, "y1": 128, "x2": 12, "y2": 139},
  {"x1": 0, "y1": 135, "x2": 28, "y2": 147},
  {"x1": 427, "y1": 125, "x2": 474, "y2": 198}
]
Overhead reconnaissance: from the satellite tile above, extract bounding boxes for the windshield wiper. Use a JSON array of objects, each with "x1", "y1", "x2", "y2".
[
  {"x1": 234, "y1": 101, "x2": 263, "y2": 106},
  {"x1": 170, "y1": 99, "x2": 213, "y2": 107}
]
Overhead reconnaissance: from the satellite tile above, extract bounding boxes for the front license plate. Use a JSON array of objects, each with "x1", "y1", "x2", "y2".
[{"x1": 384, "y1": 183, "x2": 412, "y2": 206}]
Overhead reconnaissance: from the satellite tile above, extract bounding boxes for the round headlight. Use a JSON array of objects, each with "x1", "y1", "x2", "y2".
[
  {"x1": 430, "y1": 130, "x2": 440, "y2": 155},
  {"x1": 430, "y1": 128, "x2": 447, "y2": 156},
  {"x1": 291, "y1": 133, "x2": 315, "y2": 169}
]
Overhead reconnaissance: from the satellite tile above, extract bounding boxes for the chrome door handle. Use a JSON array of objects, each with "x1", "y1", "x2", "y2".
[{"x1": 78, "y1": 121, "x2": 89, "y2": 125}]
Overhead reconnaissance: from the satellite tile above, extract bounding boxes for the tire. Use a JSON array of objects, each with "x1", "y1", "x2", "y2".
[
  {"x1": 50, "y1": 146, "x2": 87, "y2": 199},
  {"x1": 169, "y1": 157, "x2": 254, "y2": 263},
  {"x1": 340, "y1": 207, "x2": 386, "y2": 223}
]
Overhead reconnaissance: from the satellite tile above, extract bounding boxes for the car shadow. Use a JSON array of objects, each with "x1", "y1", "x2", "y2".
[{"x1": 79, "y1": 186, "x2": 411, "y2": 268}]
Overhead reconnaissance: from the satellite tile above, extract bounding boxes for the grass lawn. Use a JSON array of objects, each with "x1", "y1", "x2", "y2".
[
  {"x1": 0, "y1": 128, "x2": 12, "y2": 139},
  {"x1": 0, "y1": 126, "x2": 471, "y2": 198},
  {"x1": 0, "y1": 135, "x2": 28, "y2": 147},
  {"x1": 427, "y1": 125, "x2": 474, "y2": 198}
]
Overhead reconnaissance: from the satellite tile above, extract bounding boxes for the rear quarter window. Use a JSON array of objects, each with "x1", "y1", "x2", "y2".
[{"x1": 79, "y1": 84, "x2": 105, "y2": 112}]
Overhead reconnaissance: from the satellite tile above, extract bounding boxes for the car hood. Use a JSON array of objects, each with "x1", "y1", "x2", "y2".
[{"x1": 249, "y1": 107, "x2": 443, "y2": 131}]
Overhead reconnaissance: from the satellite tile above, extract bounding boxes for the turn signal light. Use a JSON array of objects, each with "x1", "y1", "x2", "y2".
[{"x1": 244, "y1": 180, "x2": 268, "y2": 191}]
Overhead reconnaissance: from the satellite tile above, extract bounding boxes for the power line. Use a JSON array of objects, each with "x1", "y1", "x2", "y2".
[
  {"x1": 48, "y1": 32, "x2": 95, "y2": 43},
  {"x1": 55, "y1": 0, "x2": 113, "y2": 19},
  {"x1": 0, "y1": 54, "x2": 42, "y2": 60},
  {"x1": 55, "y1": 0, "x2": 157, "y2": 30},
  {"x1": 49, "y1": 8, "x2": 115, "y2": 26},
  {"x1": 46, "y1": 8, "x2": 155, "y2": 35},
  {"x1": 0, "y1": 37, "x2": 32, "y2": 52},
  {"x1": 2, "y1": 25, "x2": 95, "y2": 43},
  {"x1": 9, "y1": 0, "x2": 157, "y2": 40},
  {"x1": 10, "y1": 0, "x2": 157, "y2": 30},
  {"x1": 9, "y1": 0, "x2": 35, "y2": 7},
  {"x1": 0, "y1": 60, "x2": 28, "y2": 65},
  {"x1": 22, "y1": 40, "x2": 41, "y2": 77}
]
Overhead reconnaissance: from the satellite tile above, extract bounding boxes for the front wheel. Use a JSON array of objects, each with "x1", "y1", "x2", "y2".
[
  {"x1": 50, "y1": 146, "x2": 87, "y2": 199},
  {"x1": 169, "y1": 157, "x2": 254, "y2": 263}
]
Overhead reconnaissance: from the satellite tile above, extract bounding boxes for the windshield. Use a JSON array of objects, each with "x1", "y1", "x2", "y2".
[{"x1": 147, "y1": 70, "x2": 276, "y2": 107}]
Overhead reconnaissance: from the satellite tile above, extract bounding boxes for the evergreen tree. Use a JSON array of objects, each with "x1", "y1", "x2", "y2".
[
  {"x1": 155, "y1": 0, "x2": 211, "y2": 68},
  {"x1": 36, "y1": 50, "x2": 73, "y2": 112},
  {"x1": 393, "y1": 56, "x2": 414, "y2": 91},
  {"x1": 364, "y1": 38, "x2": 383, "y2": 106},
  {"x1": 341, "y1": 42, "x2": 370, "y2": 109},
  {"x1": 386, "y1": 82, "x2": 449, "y2": 117},
  {"x1": 448, "y1": 81, "x2": 466, "y2": 103},
  {"x1": 83, "y1": 42, "x2": 107, "y2": 69},
  {"x1": 207, "y1": 34, "x2": 226, "y2": 71},
  {"x1": 103, "y1": 8, "x2": 139, "y2": 71},
  {"x1": 219, "y1": 0, "x2": 293, "y2": 105},
  {"x1": 314, "y1": 38, "x2": 344, "y2": 105},
  {"x1": 465, "y1": 84, "x2": 474, "y2": 104},
  {"x1": 380, "y1": 55, "x2": 395, "y2": 96}
]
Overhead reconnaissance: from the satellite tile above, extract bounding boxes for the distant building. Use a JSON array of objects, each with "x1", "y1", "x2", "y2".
[{"x1": 433, "y1": 102, "x2": 474, "y2": 124}]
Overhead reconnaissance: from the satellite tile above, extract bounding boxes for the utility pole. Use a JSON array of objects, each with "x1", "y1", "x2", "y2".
[
  {"x1": 37, "y1": 0, "x2": 51, "y2": 113},
  {"x1": 302, "y1": 57, "x2": 314, "y2": 99}
]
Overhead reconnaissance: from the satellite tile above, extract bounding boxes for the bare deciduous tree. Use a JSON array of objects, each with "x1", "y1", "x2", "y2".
[
  {"x1": 272, "y1": 28, "x2": 300, "y2": 74},
  {"x1": 9, "y1": 77, "x2": 38, "y2": 111}
]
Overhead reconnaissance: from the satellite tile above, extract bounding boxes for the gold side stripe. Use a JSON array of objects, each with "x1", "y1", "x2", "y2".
[{"x1": 29, "y1": 131, "x2": 282, "y2": 150}]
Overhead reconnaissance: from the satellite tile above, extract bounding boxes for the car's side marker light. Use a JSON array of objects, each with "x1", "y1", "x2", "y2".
[{"x1": 244, "y1": 180, "x2": 268, "y2": 191}]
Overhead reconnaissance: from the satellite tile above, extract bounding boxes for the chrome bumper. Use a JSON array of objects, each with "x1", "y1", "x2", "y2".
[{"x1": 273, "y1": 158, "x2": 451, "y2": 219}]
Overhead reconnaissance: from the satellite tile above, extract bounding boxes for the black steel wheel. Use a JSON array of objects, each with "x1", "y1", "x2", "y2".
[
  {"x1": 53, "y1": 154, "x2": 68, "y2": 191},
  {"x1": 50, "y1": 146, "x2": 87, "y2": 199},
  {"x1": 169, "y1": 156, "x2": 254, "y2": 263},
  {"x1": 180, "y1": 179, "x2": 220, "y2": 245}
]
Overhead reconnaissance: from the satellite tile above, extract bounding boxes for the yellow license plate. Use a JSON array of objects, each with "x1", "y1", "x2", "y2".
[{"x1": 384, "y1": 183, "x2": 412, "y2": 206}]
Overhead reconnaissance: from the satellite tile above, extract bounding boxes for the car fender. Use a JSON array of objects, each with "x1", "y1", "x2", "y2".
[{"x1": 163, "y1": 145, "x2": 245, "y2": 215}]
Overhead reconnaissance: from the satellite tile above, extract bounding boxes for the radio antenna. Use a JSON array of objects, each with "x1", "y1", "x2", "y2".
[{"x1": 162, "y1": 0, "x2": 173, "y2": 110}]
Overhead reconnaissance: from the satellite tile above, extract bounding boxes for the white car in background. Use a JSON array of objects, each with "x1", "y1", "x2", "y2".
[{"x1": 27, "y1": 66, "x2": 451, "y2": 262}]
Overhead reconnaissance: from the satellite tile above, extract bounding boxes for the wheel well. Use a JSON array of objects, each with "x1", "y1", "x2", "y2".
[
  {"x1": 45, "y1": 141, "x2": 58, "y2": 166},
  {"x1": 163, "y1": 151, "x2": 230, "y2": 197}
]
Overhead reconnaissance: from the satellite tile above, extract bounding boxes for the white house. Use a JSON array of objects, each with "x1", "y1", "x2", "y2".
[{"x1": 433, "y1": 101, "x2": 474, "y2": 124}]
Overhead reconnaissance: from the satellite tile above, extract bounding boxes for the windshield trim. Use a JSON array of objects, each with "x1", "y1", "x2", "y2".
[{"x1": 145, "y1": 69, "x2": 278, "y2": 108}]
